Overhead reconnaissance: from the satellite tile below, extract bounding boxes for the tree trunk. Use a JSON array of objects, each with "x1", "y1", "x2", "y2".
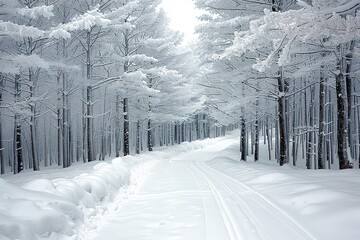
[
  {"x1": 100, "y1": 88, "x2": 108, "y2": 161},
  {"x1": 108, "y1": 124, "x2": 112, "y2": 157},
  {"x1": 181, "y1": 122, "x2": 185, "y2": 142},
  {"x1": 147, "y1": 119, "x2": 153, "y2": 151},
  {"x1": 336, "y1": 72, "x2": 351, "y2": 169},
  {"x1": 82, "y1": 87, "x2": 86, "y2": 162},
  {"x1": 28, "y1": 69, "x2": 39, "y2": 171},
  {"x1": 240, "y1": 117, "x2": 247, "y2": 161},
  {"x1": 266, "y1": 116, "x2": 272, "y2": 160},
  {"x1": 14, "y1": 75, "x2": 23, "y2": 174},
  {"x1": 196, "y1": 114, "x2": 200, "y2": 140},
  {"x1": 328, "y1": 89, "x2": 335, "y2": 167},
  {"x1": 174, "y1": 122, "x2": 178, "y2": 144},
  {"x1": 187, "y1": 122, "x2": 193, "y2": 142},
  {"x1": 0, "y1": 75, "x2": 4, "y2": 174},
  {"x1": 318, "y1": 65, "x2": 326, "y2": 169},
  {"x1": 57, "y1": 88, "x2": 62, "y2": 166},
  {"x1": 278, "y1": 68, "x2": 287, "y2": 166},
  {"x1": 306, "y1": 86, "x2": 315, "y2": 169},
  {"x1": 115, "y1": 93, "x2": 121, "y2": 157},
  {"x1": 254, "y1": 98, "x2": 259, "y2": 162},
  {"x1": 44, "y1": 117, "x2": 48, "y2": 167},
  {"x1": 30, "y1": 107, "x2": 38, "y2": 170},
  {"x1": 85, "y1": 30, "x2": 94, "y2": 162},
  {"x1": 336, "y1": 44, "x2": 351, "y2": 169},
  {"x1": 62, "y1": 37, "x2": 70, "y2": 168},
  {"x1": 271, "y1": 0, "x2": 287, "y2": 165},
  {"x1": 86, "y1": 85, "x2": 94, "y2": 162},
  {"x1": 292, "y1": 83, "x2": 297, "y2": 166},
  {"x1": 147, "y1": 77, "x2": 153, "y2": 151},
  {"x1": 62, "y1": 71, "x2": 69, "y2": 167},
  {"x1": 15, "y1": 118, "x2": 23, "y2": 174},
  {"x1": 346, "y1": 40, "x2": 355, "y2": 159},
  {"x1": 251, "y1": 125, "x2": 254, "y2": 155},
  {"x1": 136, "y1": 120, "x2": 140, "y2": 154},
  {"x1": 254, "y1": 121, "x2": 259, "y2": 162},
  {"x1": 275, "y1": 107, "x2": 279, "y2": 161},
  {"x1": 202, "y1": 114, "x2": 206, "y2": 139},
  {"x1": 123, "y1": 98, "x2": 130, "y2": 156}
]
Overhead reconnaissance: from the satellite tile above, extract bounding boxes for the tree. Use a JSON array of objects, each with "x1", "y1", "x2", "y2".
[
  {"x1": 195, "y1": 0, "x2": 281, "y2": 162},
  {"x1": 0, "y1": 1, "x2": 56, "y2": 173},
  {"x1": 221, "y1": 0, "x2": 360, "y2": 169}
]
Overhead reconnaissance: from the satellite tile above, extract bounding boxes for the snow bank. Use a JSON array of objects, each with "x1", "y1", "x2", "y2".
[
  {"x1": 0, "y1": 136, "x2": 226, "y2": 240},
  {"x1": 0, "y1": 159, "x2": 131, "y2": 240}
]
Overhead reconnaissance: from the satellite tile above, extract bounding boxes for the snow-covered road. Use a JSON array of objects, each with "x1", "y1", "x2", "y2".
[
  {"x1": 2, "y1": 133, "x2": 360, "y2": 240},
  {"x1": 92, "y1": 142, "x2": 317, "y2": 240}
]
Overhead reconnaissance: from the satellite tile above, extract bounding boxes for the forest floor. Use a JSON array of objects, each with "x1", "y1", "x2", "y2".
[{"x1": 1, "y1": 133, "x2": 360, "y2": 240}]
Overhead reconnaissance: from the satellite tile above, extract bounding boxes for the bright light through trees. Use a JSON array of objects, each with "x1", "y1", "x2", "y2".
[{"x1": 160, "y1": 0, "x2": 201, "y2": 42}]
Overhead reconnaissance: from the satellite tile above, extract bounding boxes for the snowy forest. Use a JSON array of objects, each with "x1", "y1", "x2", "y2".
[
  {"x1": 0, "y1": 0, "x2": 360, "y2": 175},
  {"x1": 1, "y1": 1, "x2": 360, "y2": 240}
]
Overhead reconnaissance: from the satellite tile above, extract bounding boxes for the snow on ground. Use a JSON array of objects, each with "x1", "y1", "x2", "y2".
[
  {"x1": 0, "y1": 136, "x2": 226, "y2": 240},
  {"x1": 1, "y1": 133, "x2": 360, "y2": 240}
]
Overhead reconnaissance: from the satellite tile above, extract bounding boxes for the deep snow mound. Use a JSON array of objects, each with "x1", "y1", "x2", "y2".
[{"x1": 0, "y1": 159, "x2": 132, "y2": 240}]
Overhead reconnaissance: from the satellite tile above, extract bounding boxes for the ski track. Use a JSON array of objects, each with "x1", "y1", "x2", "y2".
[
  {"x1": 187, "y1": 162, "x2": 209, "y2": 240},
  {"x1": 91, "y1": 141, "x2": 319, "y2": 240},
  {"x1": 196, "y1": 161, "x2": 317, "y2": 240},
  {"x1": 190, "y1": 162, "x2": 259, "y2": 240}
]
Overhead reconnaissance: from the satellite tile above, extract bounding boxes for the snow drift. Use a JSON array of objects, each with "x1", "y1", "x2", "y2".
[{"x1": 0, "y1": 158, "x2": 131, "y2": 240}]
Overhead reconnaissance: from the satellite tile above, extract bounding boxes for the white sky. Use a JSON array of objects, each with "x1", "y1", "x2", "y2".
[{"x1": 160, "y1": 0, "x2": 201, "y2": 43}]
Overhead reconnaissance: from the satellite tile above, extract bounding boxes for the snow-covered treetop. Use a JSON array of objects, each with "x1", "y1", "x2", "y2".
[
  {"x1": 55, "y1": 7, "x2": 111, "y2": 33},
  {"x1": 104, "y1": 0, "x2": 140, "y2": 22},
  {"x1": 0, "y1": 53, "x2": 77, "y2": 74},
  {"x1": 0, "y1": 3, "x2": 113, "y2": 40},
  {"x1": 17, "y1": 5, "x2": 54, "y2": 19},
  {"x1": 222, "y1": 1, "x2": 360, "y2": 71},
  {"x1": 122, "y1": 55, "x2": 158, "y2": 65},
  {"x1": 0, "y1": 20, "x2": 46, "y2": 38}
]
